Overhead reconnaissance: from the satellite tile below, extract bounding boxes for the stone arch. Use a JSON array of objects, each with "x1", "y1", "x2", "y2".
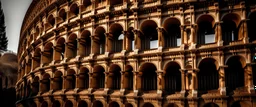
[
  {"x1": 221, "y1": 13, "x2": 241, "y2": 45},
  {"x1": 33, "y1": 48, "x2": 41, "y2": 69},
  {"x1": 53, "y1": 71, "x2": 63, "y2": 91},
  {"x1": 109, "y1": 101, "x2": 120, "y2": 107},
  {"x1": 196, "y1": 14, "x2": 216, "y2": 44},
  {"x1": 139, "y1": 63, "x2": 157, "y2": 91},
  {"x1": 78, "y1": 100, "x2": 88, "y2": 107},
  {"x1": 41, "y1": 73, "x2": 50, "y2": 93},
  {"x1": 108, "y1": 64, "x2": 121, "y2": 89},
  {"x1": 92, "y1": 100, "x2": 104, "y2": 107},
  {"x1": 78, "y1": 67, "x2": 89, "y2": 89},
  {"x1": 142, "y1": 102, "x2": 154, "y2": 107},
  {"x1": 197, "y1": 58, "x2": 219, "y2": 91},
  {"x1": 79, "y1": 30, "x2": 91, "y2": 56},
  {"x1": 203, "y1": 102, "x2": 219, "y2": 107},
  {"x1": 52, "y1": 100, "x2": 61, "y2": 107},
  {"x1": 58, "y1": 8, "x2": 67, "y2": 23},
  {"x1": 69, "y1": 3, "x2": 79, "y2": 17},
  {"x1": 248, "y1": 11, "x2": 256, "y2": 42},
  {"x1": 92, "y1": 65, "x2": 105, "y2": 89},
  {"x1": 43, "y1": 42, "x2": 54, "y2": 65},
  {"x1": 64, "y1": 100, "x2": 73, "y2": 107},
  {"x1": 66, "y1": 69, "x2": 76, "y2": 89},
  {"x1": 225, "y1": 55, "x2": 246, "y2": 94},
  {"x1": 66, "y1": 33, "x2": 78, "y2": 58},
  {"x1": 32, "y1": 76, "x2": 39, "y2": 96},
  {"x1": 162, "y1": 17, "x2": 181, "y2": 47},
  {"x1": 94, "y1": 26, "x2": 106, "y2": 54},
  {"x1": 109, "y1": 23, "x2": 124, "y2": 53},
  {"x1": 47, "y1": 14, "x2": 55, "y2": 28},
  {"x1": 41, "y1": 101, "x2": 48, "y2": 107},
  {"x1": 140, "y1": 20, "x2": 158, "y2": 50},
  {"x1": 124, "y1": 65, "x2": 133, "y2": 90},
  {"x1": 55, "y1": 37, "x2": 66, "y2": 61},
  {"x1": 163, "y1": 61, "x2": 181, "y2": 94}
]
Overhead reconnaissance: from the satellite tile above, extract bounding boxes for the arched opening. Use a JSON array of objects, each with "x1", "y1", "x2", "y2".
[
  {"x1": 32, "y1": 76, "x2": 39, "y2": 96},
  {"x1": 41, "y1": 101, "x2": 48, "y2": 107},
  {"x1": 83, "y1": 0, "x2": 92, "y2": 7},
  {"x1": 66, "y1": 69, "x2": 76, "y2": 89},
  {"x1": 225, "y1": 56, "x2": 245, "y2": 94},
  {"x1": 124, "y1": 65, "x2": 133, "y2": 90},
  {"x1": 52, "y1": 100, "x2": 61, "y2": 107},
  {"x1": 34, "y1": 27, "x2": 40, "y2": 39},
  {"x1": 110, "y1": 0, "x2": 123, "y2": 6},
  {"x1": 54, "y1": 37, "x2": 65, "y2": 62},
  {"x1": 94, "y1": 26, "x2": 106, "y2": 54},
  {"x1": 41, "y1": 73, "x2": 50, "y2": 93},
  {"x1": 43, "y1": 42, "x2": 53, "y2": 65},
  {"x1": 53, "y1": 71, "x2": 63, "y2": 91},
  {"x1": 140, "y1": 63, "x2": 157, "y2": 91},
  {"x1": 198, "y1": 58, "x2": 219, "y2": 92},
  {"x1": 109, "y1": 64, "x2": 121, "y2": 89},
  {"x1": 127, "y1": 27, "x2": 135, "y2": 51},
  {"x1": 78, "y1": 100, "x2": 88, "y2": 107},
  {"x1": 79, "y1": 30, "x2": 91, "y2": 56},
  {"x1": 166, "y1": 103, "x2": 179, "y2": 107},
  {"x1": 33, "y1": 48, "x2": 41, "y2": 69},
  {"x1": 92, "y1": 100, "x2": 103, "y2": 107},
  {"x1": 222, "y1": 14, "x2": 240, "y2": 45},
  {"x1": 125, "y1": 103, "x2": 133, "y2": 107},
  {"x1": 164, "y1": 62, "x2": 181, "y2": 94},
  {"x1": 69, "y1": 3, "x2": 79, "y2": 18},
  {"x1": 47, "y1": 14, "x2": 55, "y2": 28},
  {"x1": 142, "y1": 103, "x2": 154, "y2": 107},
  {"x1": 203, "y1": 102, "x2": 219, "y2": 107},
  {"x1": 64, "y1": 100, "x2": 73, "y2": 107},
  {"x1": 248, "y1": 12, "x2": 256, "y2": 42},
  {"x1": 78, "y1": 67, "x2": 89, "y2": 89},
  {"x1": 163, "y1": 18, "x2": 181, "y2": 47},
  {"x1": 93, "y1": 65, "x2": 105, "y2": 89},
  {"x1": 26, "y1": 81, "x2": 32, "y2": 97},
  {"x1": 109, "y1": 23, "x2": 124, "y2": 53},
  {"x1": 253, "y1": 63, "x2": 256, "y2": 86},
  {"x1": 66, "y1": 34, "x2": 77, "y2": 59},
  {"x1": 140, "y1": 20, "x2": 158, "y2": 50},
  {"x1": 197, "y1": 15, "x2": 215, "y2": 45},
  {"x1": 109, "y1": 101, "x2": 120, "y2": 107},
  {"x1": 26, "y1": 58, "x2": 32, "y2": 74},
  {"x1": 58, "y1": 9, "x2": 67, "y2": 23}
]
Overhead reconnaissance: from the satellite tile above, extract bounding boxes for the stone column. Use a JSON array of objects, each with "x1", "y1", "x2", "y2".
[
  {"x1": 219, "y1": 66, "x2": 226, "y2": 95},
  {"x1": 132, "y1": 29, "x2": 141, "y2": 50},
  {"x1": 157, "y1": 27, "x2": 164, "y2": 48},
  {"x1": 246, "y1": 64, "x2": 254, "y2": 93},
  {"x1": 180, "y1": 69, "x2": 186, "y2": 96},
  {"x1": 156, "y1": 70, "x2": 163, "y2": 96},
  {"x1": 215, "y1": 22, "x2": 223, "y2": 46},
  {"x1": 120, "y1": 71, "x2": 126, "y2": 95},
  {"x1": 133, "y1": 71, "x2": 140, "y2": 96},
  {"x1": 191, "y1": 69, "x2": 198, "y2": 97},
  {"x1": 104, "y1": 71, "x2": 110, "y2": 94},
  {"x1": 105, "y1": 33, "x2": 113, "y2": 53},
  {"x1": 122, "y1": 31, "x2": 128, "y2": 50},
  {"x1": 180, "y1": 25, "x2": 185, "y2": 45}
]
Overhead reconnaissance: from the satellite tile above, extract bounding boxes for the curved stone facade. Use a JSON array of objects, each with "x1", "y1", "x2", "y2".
[{"x1": 17, "y1": 0, "x2": 256, "y2": 107}]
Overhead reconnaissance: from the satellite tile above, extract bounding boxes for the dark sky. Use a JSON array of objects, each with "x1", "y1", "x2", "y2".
[{"x1": 1, "y1": 0, "x2": 31, "y2": 52}]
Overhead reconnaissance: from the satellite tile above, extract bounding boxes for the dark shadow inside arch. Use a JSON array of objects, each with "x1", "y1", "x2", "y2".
[
  {"x1": 143, "y1": 102, "x2": 154, "y2": 107},
  {"x1": 64, "y1": 100, "x2": 73, "y2": 107},
  {"x1": 164, "y1": 62, "x2": 181, "y2": 94},
  {"x1": 140, "y1": 63, "x2": 157, "y2": 91},
  {"x1": 78, "y1": 100, "x2": 88, "y2": 107},
  {"x1": 225, "y1": 56, "x2": 245, "y2": 95},
  {"x1": 109, "y1": 101, "x2": 120, "y2": 107},
  {"x1": 92, "y1": 100, "x2": 103, "y2": 107},
  {"x1": 52, "y1": 100, "x2": 60, "y2": 107},
  {"x1": 248, "y1": 12, "x2": 256, "y2": 42}
]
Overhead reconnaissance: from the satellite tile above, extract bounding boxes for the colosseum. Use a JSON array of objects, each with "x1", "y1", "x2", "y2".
[{"x1": 16, "y1": 0, "x2": 256, "y2": 107}]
